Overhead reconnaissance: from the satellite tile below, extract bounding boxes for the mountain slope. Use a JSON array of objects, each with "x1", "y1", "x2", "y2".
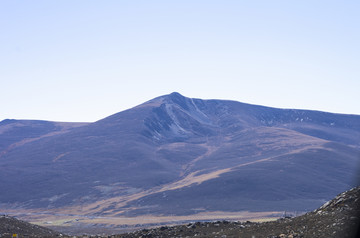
[
  {"x1": 0, "y1": 92, "x2": 359, "y2": 216},
  {"x1": 0, "y1": 119, "x2": 88, "y2": 158}
]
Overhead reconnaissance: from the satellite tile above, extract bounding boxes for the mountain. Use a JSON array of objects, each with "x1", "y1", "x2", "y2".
[{"x1": 0, "y1": 92, "x2": 359, "y2": 217}]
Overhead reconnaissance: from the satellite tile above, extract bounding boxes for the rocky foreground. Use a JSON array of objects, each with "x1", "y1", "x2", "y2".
[
  {"x1": 1, "y1": 186, "x2": 359, "y2": 238},
  {"x1": 0, "y1": 215, "x2": 59, "y2": 237}
]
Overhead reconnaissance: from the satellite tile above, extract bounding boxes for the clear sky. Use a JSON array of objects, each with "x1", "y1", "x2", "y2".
[{"x1": 1, "y1": 0, "x2": 359, "y2": 122}]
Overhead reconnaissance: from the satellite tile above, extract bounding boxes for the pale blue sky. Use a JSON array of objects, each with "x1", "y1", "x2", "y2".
[{"x1": 1, "y1": 1, "x2": 359, "y2": 122}]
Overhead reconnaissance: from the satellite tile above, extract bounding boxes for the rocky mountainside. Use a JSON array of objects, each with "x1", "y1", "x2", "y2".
[
  {"x1": 0, "y1": 92, "x2": 359, "y2": 216},
  {"x1": 0, "y1": 215, "x2": 61, "y2": 237}
]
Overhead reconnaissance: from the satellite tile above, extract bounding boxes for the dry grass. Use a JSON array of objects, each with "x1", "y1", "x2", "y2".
[{"x1": 2, "y1": 208, "x2": 281, "y2": 228}]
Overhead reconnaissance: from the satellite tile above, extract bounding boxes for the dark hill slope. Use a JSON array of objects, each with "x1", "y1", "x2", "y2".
[
  {"x1": 0, "y1": 92, "x2": 359, "y2": 215},
  {"x1": 0, "y1": 215, "x2": 60, "y2": 237}
]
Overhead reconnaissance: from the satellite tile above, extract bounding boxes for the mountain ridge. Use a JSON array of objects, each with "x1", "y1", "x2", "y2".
[{"x1": 0, "y1": 92, "x2": 359, "y2": 217}]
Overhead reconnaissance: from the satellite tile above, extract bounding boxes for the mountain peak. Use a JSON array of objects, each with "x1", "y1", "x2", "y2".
[
  {"x1": 169, "y1": 92, "x2": 184, "y2": 97},
  {"x1": 166, "y1": 92, "x2": 189, "y2": 110}
]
